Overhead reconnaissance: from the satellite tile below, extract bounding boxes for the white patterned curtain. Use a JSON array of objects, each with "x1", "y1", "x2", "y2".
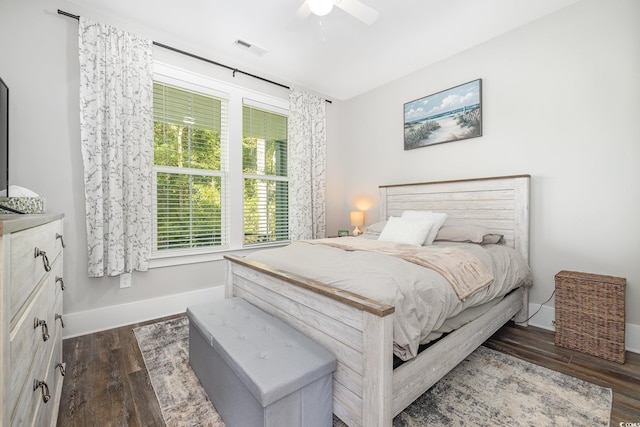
[
  {"x1": 288, "y1": 89, "x2": 327, "y2": 240},
  {"x1": 78, "y1": 18, "x2": 153, "y2": 277}
]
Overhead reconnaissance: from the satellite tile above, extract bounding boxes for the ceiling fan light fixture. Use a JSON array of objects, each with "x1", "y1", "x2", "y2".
[{"x1": 308, "y1": 0, "x2": 334, "y2": 16}]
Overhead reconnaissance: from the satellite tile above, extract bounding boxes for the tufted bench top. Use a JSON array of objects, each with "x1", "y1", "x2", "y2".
[{"x1": 187, "y1": 297, "x2": 337, "y2": 407}]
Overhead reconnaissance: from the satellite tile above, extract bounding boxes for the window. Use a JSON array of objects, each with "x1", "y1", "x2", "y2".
[
  {"x1": 243, "y1": 105, "x2": 289, "y2": 244},
  {"x1": 153, "y1": 82, "x2": 228, "y2": 252},
  {"x1": 151, "y1": 63, "x2": 289, "y2": 262}
]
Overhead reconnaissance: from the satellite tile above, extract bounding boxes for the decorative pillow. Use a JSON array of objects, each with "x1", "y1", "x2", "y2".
[
  {"x1": 435, "y1": 225, "x2": 504, "y2": 244},
  {"x1": 481, "y1": 233, "x2": 504, "y2": 244},
  {"x1": 365, "y1": 220, "x2": 387, "y2": 234},
  {"x1": 401, "y1": 211, "x2": 448, "y2": 245},
  {"x1": 378, "y1": 216, "x2": 434, "y2": 246}
]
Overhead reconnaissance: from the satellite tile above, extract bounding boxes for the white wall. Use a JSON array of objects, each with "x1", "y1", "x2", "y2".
[{"x1": 326, "y1": 0, "x2": 640, "y2": 347}]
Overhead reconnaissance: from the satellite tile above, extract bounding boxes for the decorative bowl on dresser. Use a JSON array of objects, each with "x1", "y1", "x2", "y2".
[{"x1": 0, "y1": 213, "x2": 66, "y2": 426}]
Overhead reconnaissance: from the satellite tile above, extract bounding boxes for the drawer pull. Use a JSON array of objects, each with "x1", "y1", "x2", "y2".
[
  {"x1": 34, "y1": 247, "x2": 52, "y2": 272},
  {"x1": 56, "y1": 313, "x2": 65, "y2": 328},
  {"x1": 56, "y1": 233, "x2": 66, "y2": 248},
  {"x1": 56, "y1": 276, "x2": 65, "y2": 291},
  {"x1": 56, "y1": 363, "x2": 66, "y2": 377},
  {"x1": 33, "y1": 380, "x2": 51, "y2": 403},
  {"x1": 34, "y1": 318, "x2": 50, "y2": 341}
]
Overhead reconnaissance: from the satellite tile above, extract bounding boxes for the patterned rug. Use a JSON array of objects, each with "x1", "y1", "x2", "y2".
[{"x1": 133, "y1": 316, "x2": 612, "y2": 427}]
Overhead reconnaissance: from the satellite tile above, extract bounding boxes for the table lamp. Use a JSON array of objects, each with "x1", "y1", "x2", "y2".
[{"x1": 350, "y1": 211, "x2": 364, "y2": 236}]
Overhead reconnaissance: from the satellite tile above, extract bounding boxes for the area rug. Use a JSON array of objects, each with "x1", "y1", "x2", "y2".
[{"x1": 133, "y1": 316, "x2": 612, "y2": 427}]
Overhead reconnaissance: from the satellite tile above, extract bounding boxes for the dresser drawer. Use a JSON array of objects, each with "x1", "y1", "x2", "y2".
[
  {"x1": 9, "y1": 219, "x2": 63, "y2": 321},
  {"x1": 11, "y1": 326, "x2": 64, "y2": 427},
  {"x1": 34, "y1": 335, "x2": 65, "y2": 427},
  {"x1": 9, "y1": 267, "x2": 64, "y2": 414},
  {"x1": 10, "y1": 255, "x2": 64, "y2": 331}
]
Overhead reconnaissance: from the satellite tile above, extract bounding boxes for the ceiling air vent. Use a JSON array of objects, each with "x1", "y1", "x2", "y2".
[{"x1": 234, "y1": 39, "x2": 268, "y2": 57}]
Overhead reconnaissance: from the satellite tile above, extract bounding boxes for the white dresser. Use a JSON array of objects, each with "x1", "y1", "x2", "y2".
[{"x1": 0, "y1": 214, "x2": 65, "y2": 427}]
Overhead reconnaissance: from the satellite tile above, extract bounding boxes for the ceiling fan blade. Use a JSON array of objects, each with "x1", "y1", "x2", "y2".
[
  {"x1": 287, "y1": 1, "x2": 312, "y2": 31},
  {"x1": 335, "y1": 0, "x2": 379, "y2": 25}
]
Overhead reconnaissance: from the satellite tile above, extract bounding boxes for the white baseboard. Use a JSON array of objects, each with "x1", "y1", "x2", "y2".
[
  {"x1": 527, "y1": 302, "x2": 640, "y2": 354},
  {"x1": 62, "y1": 285, "x2": 226, "y2": 339}
]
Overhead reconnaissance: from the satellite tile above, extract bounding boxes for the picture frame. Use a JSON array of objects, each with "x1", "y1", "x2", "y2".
[{"x1": 403, "y1": 79, "x2": 482, "y2": 150}]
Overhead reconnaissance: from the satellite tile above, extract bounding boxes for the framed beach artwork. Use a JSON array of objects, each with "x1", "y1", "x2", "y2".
[{"x1": 403, "y1": 79, "x2": 482, "y2": 150}]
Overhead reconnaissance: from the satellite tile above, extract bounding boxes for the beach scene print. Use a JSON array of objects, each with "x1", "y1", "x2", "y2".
[{"x1": 404, "y1": 79, "x2": 482, "y2": 149}]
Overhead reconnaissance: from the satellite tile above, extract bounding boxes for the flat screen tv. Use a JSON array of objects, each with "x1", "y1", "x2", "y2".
[
  {"x1": 0, "y1": 76, "x2": 8, "y2": 200},
  {"x1": 0, "y1": 76, "x2": 24, "y2": 213}
]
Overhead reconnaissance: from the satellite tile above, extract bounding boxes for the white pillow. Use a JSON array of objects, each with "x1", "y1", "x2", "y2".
[
  {"x1": 401, "y1": 210, "x2": 448, "y2": 245},
  {"x1": 378, "y1": 216, "x2": 434, "y2": 246}
]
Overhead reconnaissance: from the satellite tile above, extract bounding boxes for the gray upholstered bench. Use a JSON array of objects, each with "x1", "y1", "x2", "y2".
[{"x1": 187, "y1": 297, "x2": 337, "y2": 427}]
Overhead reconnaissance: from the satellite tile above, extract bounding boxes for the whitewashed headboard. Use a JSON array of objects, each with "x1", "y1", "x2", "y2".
[{"x1": 379, "y1": 175, "x2": 530, "y2": 262}]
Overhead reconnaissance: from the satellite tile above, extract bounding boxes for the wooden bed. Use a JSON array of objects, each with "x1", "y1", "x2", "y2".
[{"x1": 224, "y1": 174, "x2": 531, "y2": 427}]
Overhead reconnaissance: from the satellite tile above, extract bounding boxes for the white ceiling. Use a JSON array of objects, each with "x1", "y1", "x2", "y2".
[{"x1": 66, "y1": 0, "x2": 581, "y2": 101}]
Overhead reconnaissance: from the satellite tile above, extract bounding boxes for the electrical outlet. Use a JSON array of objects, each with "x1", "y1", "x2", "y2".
[{"x1": 120, "y1": 272, "x2": 132, "y2": 288}]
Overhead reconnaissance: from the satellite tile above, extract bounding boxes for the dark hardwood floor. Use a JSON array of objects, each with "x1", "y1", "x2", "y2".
[
  {"x1": 57, "y1": 318, "x2": 640, "y2": 426},
  {"x1": 56, "y1": 314, "x2": 183, "y2": 427}
]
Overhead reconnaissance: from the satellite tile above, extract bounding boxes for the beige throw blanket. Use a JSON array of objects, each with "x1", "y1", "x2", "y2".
[{"x1": 306, "y1": 237, "x2": 494, "y2": 300}]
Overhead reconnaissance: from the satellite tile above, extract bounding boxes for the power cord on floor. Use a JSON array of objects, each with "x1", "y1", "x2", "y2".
[{"x1": 514, "y1": 289, "x2": 555, "y2": 324}]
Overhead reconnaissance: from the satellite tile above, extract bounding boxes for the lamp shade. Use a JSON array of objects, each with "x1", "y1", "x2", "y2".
[
  {"x1": 308, "y1": 0, "x2": 334, "y2": 16},
  {"x1": 350, "y1": 211, "x2": 364, "y2": 227}
]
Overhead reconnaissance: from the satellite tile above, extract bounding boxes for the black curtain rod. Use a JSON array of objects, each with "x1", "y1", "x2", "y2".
[{"x1": 57, "y1": 9, "x2": 332, "y2": 104}]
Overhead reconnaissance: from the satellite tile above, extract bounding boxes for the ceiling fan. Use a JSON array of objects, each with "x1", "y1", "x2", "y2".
[{"x1": 292, "y1": 0, "x2": 379, "y2": 26}]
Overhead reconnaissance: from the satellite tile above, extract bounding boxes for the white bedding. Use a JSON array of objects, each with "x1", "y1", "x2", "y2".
[{"x1": 247, "y1": 238, "x2": 532, "y2": 361}]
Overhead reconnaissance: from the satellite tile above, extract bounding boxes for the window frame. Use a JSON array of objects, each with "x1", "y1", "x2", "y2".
[{"x1": 150, "y1": 62, "x2": 290, "y2": 268}]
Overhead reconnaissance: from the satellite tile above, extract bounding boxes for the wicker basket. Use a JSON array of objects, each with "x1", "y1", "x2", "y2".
[{"x1": 554, "y1": 270, "x2": 626, "y2": 363}]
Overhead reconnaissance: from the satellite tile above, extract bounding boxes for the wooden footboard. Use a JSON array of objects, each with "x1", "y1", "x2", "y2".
[
  {"x1": 225, "y1": 254, "x2": 528, "y2": 427},
  {"x1": 225, "y1": 255, "x2": 395, "y2": 427}
]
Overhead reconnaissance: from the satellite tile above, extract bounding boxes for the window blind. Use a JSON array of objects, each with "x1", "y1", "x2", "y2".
[
  {"x1": 242, "y1": 104, "x2": 289, "y2": 245},
  {"x1": 153, "y1": 82, "x2": 228, "y2": 252}
]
